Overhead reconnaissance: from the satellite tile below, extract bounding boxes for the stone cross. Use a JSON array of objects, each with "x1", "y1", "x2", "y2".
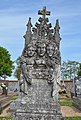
[{"x1": 38, "y1": 6, "x2": 50, "y2": 19}]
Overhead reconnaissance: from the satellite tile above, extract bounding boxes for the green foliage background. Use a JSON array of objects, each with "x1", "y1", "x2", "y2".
[{"x1": 0, "y1": 46, "x2": 14, "y2": 78}]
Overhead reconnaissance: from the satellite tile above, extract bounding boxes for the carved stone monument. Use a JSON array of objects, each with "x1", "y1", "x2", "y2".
[{"x1": 11, "y1": 6, "x2": 64, "y2": 120}]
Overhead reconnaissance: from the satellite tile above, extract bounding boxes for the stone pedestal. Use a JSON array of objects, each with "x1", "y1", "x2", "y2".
[{"x1": 11, "y1": 79, "x2": 64, "y2": 120}]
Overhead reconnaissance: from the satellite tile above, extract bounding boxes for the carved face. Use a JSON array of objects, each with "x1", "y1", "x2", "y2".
[
  {"x1": 37, "y1": 43, "x2": 46, "y2": 56},
  {"x1": 27, "y1": 45, "x2": 35, "y2": 57},
  {"x1": 47, "y1": 44, "x2": 54, "y2": 57}
]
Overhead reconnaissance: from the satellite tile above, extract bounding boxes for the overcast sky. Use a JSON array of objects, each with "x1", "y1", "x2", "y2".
[{"x1": 0, "y1": 0, "x2": 81, "y2": 79}]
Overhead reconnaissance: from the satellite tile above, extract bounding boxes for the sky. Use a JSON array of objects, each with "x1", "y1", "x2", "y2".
[{"x1": 0, "y1": 0, "x2": 81, "y2": 79}]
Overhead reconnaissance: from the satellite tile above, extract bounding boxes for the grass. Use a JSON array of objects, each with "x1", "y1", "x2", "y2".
[
  {"x1": 65, "y1": 116, "x2": 81, "y2": 120},
  {"x1": 8, "y1": 93, "x2": 18, "y2": 102},
  {"x1": 8, "y1": 95, "x2": 18, "y2": 101},
  {"x1": 58, "y1": 98, "x2": 73, "y2": 106},
  {"x1": 0, "y1": 116, "x2": 81, "y2": 120},
  {"x1": 59, "y1": 94, "x2": 81, "y2": 119},
  {"x1": 0, "y1": 117, "x2": 12, "y2": 120}
]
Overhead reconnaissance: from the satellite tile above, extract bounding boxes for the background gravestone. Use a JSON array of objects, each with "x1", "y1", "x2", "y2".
[{"x1": 11, "y1": 6, "x2": 64, "y2": 120}]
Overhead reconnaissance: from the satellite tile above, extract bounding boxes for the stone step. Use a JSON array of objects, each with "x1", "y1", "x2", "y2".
[
  {"x1": 0, "y1": 96, "x2": 9, "y2": 101},
  {"x1": 73, "y1": 97, "x2": 81, "y2": 111},
  {"x1": 0, "y1": 96, "x2": 11, "y2": 114},
  {"x1": 0, "y1": 97, "x2": 9, "y2": 105},
  {"x1": 2, "y1": 100, "x2": 11, "y2": 109},
  {"x1": 0, "y1": 94, "x2": 6, "y2": 99}
]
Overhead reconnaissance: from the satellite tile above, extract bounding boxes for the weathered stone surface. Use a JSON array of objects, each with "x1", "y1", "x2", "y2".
[{"x1": 10, "y1": 6, "x2": 64, "y2": 120}]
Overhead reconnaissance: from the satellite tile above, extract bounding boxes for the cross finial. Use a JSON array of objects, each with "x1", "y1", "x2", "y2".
[{"x1": 38, "y1": 6, "x2": 50, "y2": 19}]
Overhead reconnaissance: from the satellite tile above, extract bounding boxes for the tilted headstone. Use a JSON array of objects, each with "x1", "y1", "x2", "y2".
[{"x1": 11, "y1": 6, "x2": 64, "y2": 120}]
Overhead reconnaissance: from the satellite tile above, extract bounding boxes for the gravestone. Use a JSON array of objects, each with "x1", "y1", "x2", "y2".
[
  {"x1": 11, "y1": 6, "x2": 64, "y2": 120},
  {"x1": 71, "y1": 76, "x2": 81, "y2": 111}
]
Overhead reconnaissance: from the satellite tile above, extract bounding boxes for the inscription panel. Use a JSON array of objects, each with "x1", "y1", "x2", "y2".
[{"x1": 16, "y1": 113, "x2": 57, "y2": 120}]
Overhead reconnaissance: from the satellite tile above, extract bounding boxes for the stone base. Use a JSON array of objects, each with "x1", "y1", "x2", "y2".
[
  {"x1": 13, "y1": 110, "x2": 64, "y2": 120},
  {"x1": 10, "y1": 100, "x2": 64, "y2": 120},
  {"x1": 10, "y1": 78, "x2": 64, "y2": 120},
  {"x1": 11, "y1": 98, "x2": 64, "y2": 120}
]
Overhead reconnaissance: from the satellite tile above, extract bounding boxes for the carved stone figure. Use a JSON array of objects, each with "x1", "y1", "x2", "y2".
[
  {"x1": 27, "y1": 44, "x2": 35, "y2": 57},
  {"x1": 21, "y1": 42, "x2": 36, "y2": 87},
  {"x1": 36, "y1": 40, "x2": 46, "y2": 57},
  {"x1": 47, "y1": 43, "x2": 55, "y2": 57},
  {"x1": 21, "y1": 55, "x2": 32, "y2": 85},
  {"x1": 55, "y1": 46, "x2": 61, "y2": 65}
]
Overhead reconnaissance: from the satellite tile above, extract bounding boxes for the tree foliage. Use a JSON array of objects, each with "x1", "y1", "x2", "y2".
[
  {"x1": 14, "y1": 57, "x2": 21, "y2": 80},
  {"x1": 77, "y1": 63, "x2": 81, "y2": 76},
  {"x1": 61, "y1": 60, "x2": 79, "y2": 80},
  {"x1": 0, "y1": 46, "x2": 14, "y2": 79}
]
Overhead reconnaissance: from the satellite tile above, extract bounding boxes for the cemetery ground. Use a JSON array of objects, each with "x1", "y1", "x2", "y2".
[
  {"x1": 0, "y1": 93, "x2": 81, "y2": 120},
  {"x1": 59, "y1": 93, "x2": 81, "y2": 120},
  {"x1": 0, "y1": 92, "x2": 18, "y2": 120}
]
